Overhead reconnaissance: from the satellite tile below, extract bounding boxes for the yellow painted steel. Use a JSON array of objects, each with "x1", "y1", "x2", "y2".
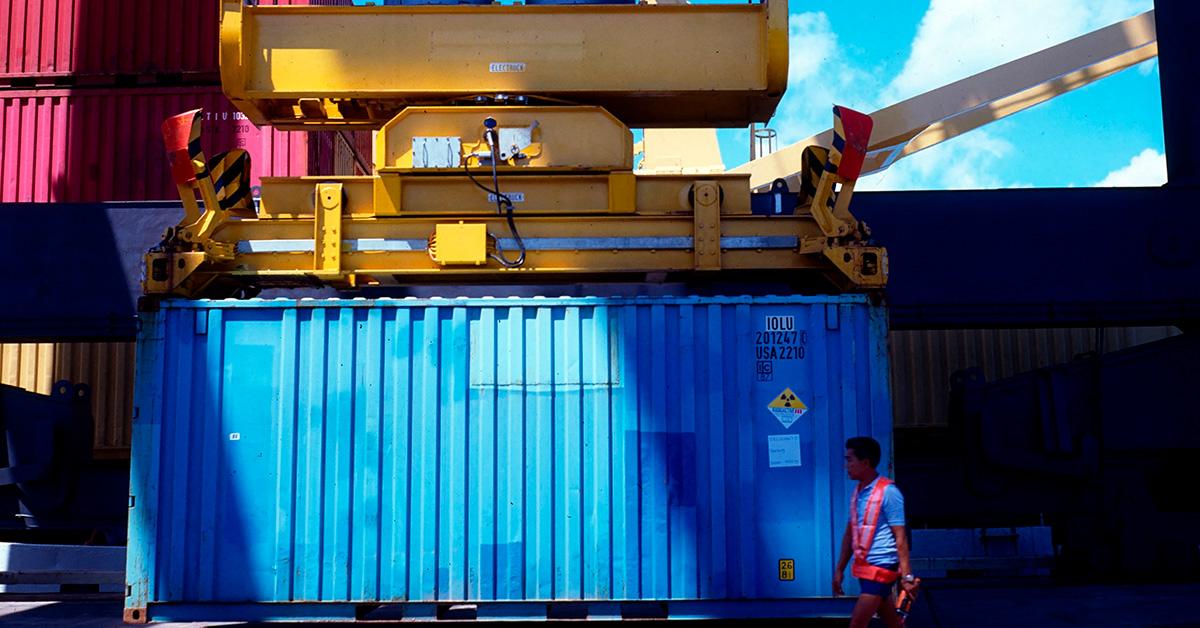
[
  {"x1": 147, "y1": 102, "x2": 887, "y2": 296},
  {"x1": 146, "y1": 210, "x2": 887, "y2": 297},
  {"x1": 314, "y1": 183, "x2": 344, "y2": 273},
  {"x1": 148, "y1": 1, "x2": 894, "y2": 297},
  {"x1": 219, "y1": 0, "x2": 787, "y2": 129},
  {"x1": 431, "y1": 223, "x2": 488, "y2": 266},
  {"x1": 607, "y1": 172, "x2": 636, "y2": 214},
  {"x1": 377, "y1": 107, "x2": 632, "y2": 171},
  {"x1": 639, "y1": 129, "x2": 725, "y2": 174},
  {"x1": 692, "y1": 181, "x2": 722, "y2": 270},
  {"x1": 257, "y1": 172, "x2": 755, "y2": 218}
]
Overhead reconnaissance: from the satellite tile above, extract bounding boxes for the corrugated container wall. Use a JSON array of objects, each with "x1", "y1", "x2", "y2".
[
  {"x1": 312, "y1": 129, "x2": 376, "y2": 182},
  {"x1": 0, "y1": 327, "x2": 1176, "y2": 461},
  {"x1": 1, "y1": 0, "x2": 352, "y2": 84},
  {"x1": 0, "y1": 86, "x2": 372, "y2": 202},
  {"x1": 889, "y1": 326, "x2": 1182, "y2": 427},
  {"x1": 0, "y1": 341, "x2": 134, "y2": 457},
  {"x1": 126, "y1": 296, "x2": 892, "y2": 622}
]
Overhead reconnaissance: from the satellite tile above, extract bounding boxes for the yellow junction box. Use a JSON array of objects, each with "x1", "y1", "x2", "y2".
[{"x1": 432, "y1": 223, "x2": 488, "y2": 266}]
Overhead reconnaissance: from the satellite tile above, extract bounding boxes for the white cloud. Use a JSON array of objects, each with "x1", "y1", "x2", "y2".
[
  {"x1": 851, "y1": 0, "x2": 1152, "y2": 190},
  {"x1": 788, "y1": 12, "x2": 836, "y2": 84},
  {"x1": 857, "y1": 130, "x2": 1019, "y2": 191},
  {"x1": 747, "y1": 2, "x2": 1156, "y2": 189},
  {"x1": 766, "y1": 12, "x2": 883, "y2": 147},
  {"x1": 1094, "y1": 148, "x2": 1166, "y2": 187},
  {"x1": 884, "y1": 0, "x2": 1153, "y2": 103}
]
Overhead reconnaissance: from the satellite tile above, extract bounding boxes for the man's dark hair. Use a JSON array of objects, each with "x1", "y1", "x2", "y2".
[{"x1": 845, "y1": 436, "x2": 881, "y2": 469}]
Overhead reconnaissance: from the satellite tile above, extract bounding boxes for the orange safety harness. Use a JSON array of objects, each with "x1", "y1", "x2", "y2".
[{"x1": 849, "y1": 476, "x2": 901, "y2": 584}]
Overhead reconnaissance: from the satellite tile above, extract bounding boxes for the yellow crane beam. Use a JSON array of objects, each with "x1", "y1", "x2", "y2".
[
  {"x1": 219, "y1": 0, "x2": 788, "y2": 129},
  {"x1": 145, "y1": 211, "x2": 886, "y2": 297},
  {"x1": 146, "y1": 104, "x2": 887, "y2": 298},
  {"x1": 638, "y1": 129, "x2": 725, "y2": 175},
  {"x1": 150, "y1": 3, "x2": 901, "y2": 299}
]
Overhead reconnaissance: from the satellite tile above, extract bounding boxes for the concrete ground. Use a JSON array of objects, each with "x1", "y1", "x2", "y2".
[
  {"x1": 1, "y1": 582, "x2": 1198, "y2": 626},
  {"x1": 906, "y1": 581, "x2": 1200, "y2": 628},
  {"x1": 0, "y1": 600, "x2": 212, "y2": 628}
]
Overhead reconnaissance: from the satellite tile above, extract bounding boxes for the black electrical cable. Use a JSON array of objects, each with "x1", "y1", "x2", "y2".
[{"x1": 462, "y1": 130, "x2": 526, "y2": 268}]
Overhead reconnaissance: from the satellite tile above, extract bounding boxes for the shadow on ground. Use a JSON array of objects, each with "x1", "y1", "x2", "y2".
[{"x1": 2, "y1": 581, "x2": 1199, "y2": 628}]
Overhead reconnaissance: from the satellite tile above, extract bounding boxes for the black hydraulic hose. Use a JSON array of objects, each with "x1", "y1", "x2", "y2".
[{"x1": 462, "y1": 131, "x2": 526, "y2": 268}]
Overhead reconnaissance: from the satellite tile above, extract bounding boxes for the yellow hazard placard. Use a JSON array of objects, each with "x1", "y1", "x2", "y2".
[
  {"x1": 779, "y1": 558, "x2": 795, "y2": 581},
  {"x1": 767, "y1": 387, "x2": 808, "y2": 428}
]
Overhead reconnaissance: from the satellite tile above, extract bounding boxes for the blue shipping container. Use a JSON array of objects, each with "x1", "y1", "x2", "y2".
[{"x1": 126, "y1": 295, "x2": 892, "y2": 622}]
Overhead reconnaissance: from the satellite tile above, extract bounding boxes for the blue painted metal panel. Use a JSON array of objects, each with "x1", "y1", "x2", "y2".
[{"x1": 127, "y1": 295, "x2": 891, "y2": 621}]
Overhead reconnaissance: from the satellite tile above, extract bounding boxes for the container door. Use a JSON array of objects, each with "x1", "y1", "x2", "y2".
[{"x1": 213, "y1": 312, "x2": 283, "y2": 601}]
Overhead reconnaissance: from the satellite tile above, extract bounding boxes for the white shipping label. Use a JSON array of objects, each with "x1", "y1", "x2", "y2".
[
  {"x1": 489, "y1": 62, "x2": 527, "y2": 73},
  {"x1": 768, "y1": 434, "x2": 802, "y2": 468},
  {"x1": 488, "y1": 192, "x2": 525, "y2": 203}
]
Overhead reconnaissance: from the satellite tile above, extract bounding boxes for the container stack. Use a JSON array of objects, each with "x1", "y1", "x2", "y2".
[
  {"x1": 0, "y1": 0, "x2": 371, "y2": 204},
  {"x1": 0, "y1": 0, "x2": 369, "y2": 457}
]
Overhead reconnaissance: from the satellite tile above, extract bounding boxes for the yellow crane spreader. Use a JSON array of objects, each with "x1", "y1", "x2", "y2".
[
  {"x1": 146, "y1": 0, "x2": 885, "y2": 297},
  {"x1": 145, "y1": 1, "x2": 1156, "y2": 298}
]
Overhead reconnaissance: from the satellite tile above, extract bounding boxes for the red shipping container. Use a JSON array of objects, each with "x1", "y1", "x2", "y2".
[
  {"x1": 1, "y1": 0, "x2": 352, "y2": 83},
  {"x1": 0, "y1": 85, "x2": 371, "y2": 203},
  {"x1": 314, "y1": 127, "x2": 376, "y2": 179}
]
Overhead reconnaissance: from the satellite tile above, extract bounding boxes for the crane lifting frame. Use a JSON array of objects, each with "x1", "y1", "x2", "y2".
[
  {"x1": 146, "y1": 1, "x2": 889, "y2": 298},
  {"x1": 220, "y1": 0, "x2": 788, "y2": 129}
]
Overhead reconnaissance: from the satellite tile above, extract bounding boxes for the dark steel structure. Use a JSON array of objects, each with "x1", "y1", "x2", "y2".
[{"x1": 3, "y1": 184, "x2": 1198, "y2": 340}]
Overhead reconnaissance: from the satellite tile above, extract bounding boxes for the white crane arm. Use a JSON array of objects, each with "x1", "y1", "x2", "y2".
[{"x1": 732, "y1": 10, "x2": 1158, "y2": 190}]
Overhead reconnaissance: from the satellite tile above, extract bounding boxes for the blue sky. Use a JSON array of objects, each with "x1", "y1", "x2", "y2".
[
  {"x1": 355, "y1": 0, "x2": 1165, "y2": 189},
  {"x1": 731, "y1": 0, "x2": 1164, "y2": 189}
]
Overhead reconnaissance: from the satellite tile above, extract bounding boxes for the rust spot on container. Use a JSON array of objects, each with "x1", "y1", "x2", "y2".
[{"x1": 123, "y1": 606, "x2": 148, "y2": 624}]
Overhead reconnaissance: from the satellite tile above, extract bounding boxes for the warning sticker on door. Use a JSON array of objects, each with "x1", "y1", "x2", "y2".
[
  {"x1": 767, "y1": 387, "x2": 808, "y2": 428},
  {"x1": 768, "y1": 434, "x2": 802, "y2": 468}
]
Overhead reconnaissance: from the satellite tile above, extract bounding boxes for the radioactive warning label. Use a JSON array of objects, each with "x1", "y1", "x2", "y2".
[{"x1": 767, "y1": 387, "x2": 808, "y2": 428}]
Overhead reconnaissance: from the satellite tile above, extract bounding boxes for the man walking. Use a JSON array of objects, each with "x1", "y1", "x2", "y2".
[{"x1": 832, "y1": 436, "x2": 917, "y2": 627}]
